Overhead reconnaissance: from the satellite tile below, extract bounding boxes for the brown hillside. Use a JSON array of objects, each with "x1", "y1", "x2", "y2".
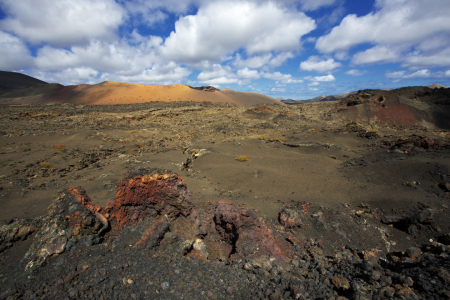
[{"x1": 0, "y1": 81, "x2": 279, "y2": 106}]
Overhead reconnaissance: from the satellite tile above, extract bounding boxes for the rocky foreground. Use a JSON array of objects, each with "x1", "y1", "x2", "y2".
[
  {"x1": 1, "y1": 87, "x2": 450, "y2": 299},
  {"x1": 1, "y1": 167, "x2": 450, "y2": 300}
]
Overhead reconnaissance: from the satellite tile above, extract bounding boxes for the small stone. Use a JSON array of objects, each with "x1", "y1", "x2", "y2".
[
  {"x1": 408, "y1": 225, "x2": 417, "y2": 235},
  {"x1": 332, "y1": 277, "x2": 350, "y2": 290},
  {"x1": 269, "y1": 289, "x2": 280, "y2": 300},
  {"x1": 291, "y1": 259, "x2": 300, "y2": 268},
  {"x1": 68, "y1": 288, "x2": 79, "y2": 299},
  {"x1": 370, "y1": 271, "x2": 382, "y2": 281},
  {"x1": 401, "y1": 276, "x2": 414, "y2": 287},
  {"x1": 362, "y1": 260, "x2": 373, "y2": 271},
  {"x1": 193, "y1": 239, "x2": 208, "y2": 258},
  {"x1": 226, "y1": 287, "x2": 233, "y2": 294},
  {"x1": 315, "y1": 239, "x2": 323, "y2": 248},
  {"x1": 362, "y1": 248, "x2": 382, "y2": 265},
  {"x1": 405, "y1": 247, "x2": 422, "y2": 259},
  {"x1": 127, "y1": 279, "x2": 133, "y2": 284},
  {"x1": 438, "y1": 267, "x2": 450, "y2": 283},
  {"x1": 246, "y1": 255, "x2": 273, "y2": 272},
  {"x1": 161, "y1": 282, "x2": 169, "y2": 290}
]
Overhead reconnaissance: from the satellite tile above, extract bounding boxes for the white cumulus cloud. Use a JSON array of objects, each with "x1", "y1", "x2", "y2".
[
  {"x1": 0, "y1": 0, "x2": 125, "y2": 46},
  {"x1": 299, "y1": 0, "x2": 337, "y2": 11},
  {"x1": 300, "y1": 56, "x2": 342, "y2": 73},
  {"x1": 0, "y1": 31, "x2": 33, "y2": 70},
  {"x1": 385, "y1": 69, "x2": 450, "y2": 79},
  {"x1": 233, "y1": 54, "x2": 273, "y2": 69},
  {"x1": 351, "y1": 45, "x2": 403, "y2": 65},
  {"x1": 263, "y1": 72, "x2": 303, "y2": 84},
  {"x1": 316, "y1": 0, "x2": 450, "y2": 69},
  {"x1": 304, "y1": 74, "x2": 336, "y2": 82},
  {"x1": 237, "y1": 68, "x2": 261, "y2": 80},
  {"x1": 162, "y1": 1, "x2": 316, "y2": 63},
  {"x1": 345, "y1": 69, "x2": 367, "y2": 76},
  {"x1": 197, "y1": 64, "x2": 239, "y2": 85},
  {"x1": 403, "y1": 47, "x2": 450, "y2": 69},
  {"x1": 27, "y1": 67, "x2": 99, "y2": 86}
]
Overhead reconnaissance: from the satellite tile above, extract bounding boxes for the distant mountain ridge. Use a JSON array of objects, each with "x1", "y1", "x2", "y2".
[{"x1": 279, "y1": 83, "x2": 448, "y2": 104}]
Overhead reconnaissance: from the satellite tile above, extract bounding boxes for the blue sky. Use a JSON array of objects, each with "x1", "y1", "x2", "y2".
[{"x1": 1, "y1": 0, "x2": 450, "y2": 100}]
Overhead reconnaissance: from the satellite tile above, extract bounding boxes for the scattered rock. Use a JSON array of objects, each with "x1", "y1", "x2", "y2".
[
  {"x1": 278, "y1": 208, "x2": 303, "y2": 228},
  {"x1": 193, "y1": 239, "x2": 209, "y2": 258},
  {"x1": 405, "y1": 247, "x2": 422, "y2": 259},
  {"x1": 332, "y1": 276, "x2": 350, "y2": 290},
  {"x1": 245, "y1": 255, "x2": 274, "y2": 272}
]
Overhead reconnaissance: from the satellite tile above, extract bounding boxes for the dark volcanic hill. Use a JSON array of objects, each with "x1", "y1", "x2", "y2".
[
  {"x1": 331, "y1": 86, "x2": 450, "y2": 129},
  {"x1": 0, "y1": 71, "x2": 48, "y2": 96}
]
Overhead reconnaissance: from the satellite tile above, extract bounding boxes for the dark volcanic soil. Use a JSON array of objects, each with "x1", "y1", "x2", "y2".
[{"x1": 1, "y1": 99, "x2": 450, "y2": 299}]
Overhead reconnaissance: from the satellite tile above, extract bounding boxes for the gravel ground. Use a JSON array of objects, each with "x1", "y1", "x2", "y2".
[{"x1": 2, "y1": 238, "x2": 450, "y2": 300}]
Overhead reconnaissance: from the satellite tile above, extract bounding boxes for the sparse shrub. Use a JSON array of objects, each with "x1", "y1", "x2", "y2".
[
  {"x1": 126, "y1": 148, "x2": 138, "y2": 155},
  {"x1": 235, "y1": 156, "x2": 249, "y2": 162},
  {"x1": 130, "y1": 130, "x2": 136, "y2": 134},
  {"x1": 40, "y1": 162, "x2": 53, "y2": 169},
  {"x1": 256, "y1": 135, "x2": 267, "y2": 140},
  {"x1": 274, "y1": 137, "x2": 287, "y2": 142},
  {"x1": 137, "y1": 144, "x2": 144, "y2": 148},
  {"x1": 51, "y1": 145, "x2": 66, "y2": 149}
]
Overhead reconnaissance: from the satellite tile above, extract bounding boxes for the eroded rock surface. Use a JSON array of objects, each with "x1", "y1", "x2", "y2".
[
  {"x1": 205, "y1": 200, "x2": 286, "y2": 262},
  {"x1": 2, "y1": 168, "x2": 450, "y2": 300},
  {"x1": 23, "y1": 187, "x2": 108, "y2": 270},
  {"x1": 105, "y1": 168, "x2": 192, "y2": 226},
  {"x1": 19, "y1": 168, "x2": 290, "y2": 272},
  {"x1": 279, "y1": 208, "x2": 303, "y2": 229},
  {"x1": 0, "y1": 218, "x2": 45, "y2": 252}
]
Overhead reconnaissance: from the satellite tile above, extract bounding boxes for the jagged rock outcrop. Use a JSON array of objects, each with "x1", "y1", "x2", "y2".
[
  {"x1": 205, "y1": 200, "x2": 286, "y2": 262},
  {"x1": 188, "y1": 86, "x2": 220, "y2": 92},
  {"x1": 18, "y1": 168, "x2": 293, "y2": 271},
  {"x1": 23, "y1": 187, "x2": 108, "y2": 270}
]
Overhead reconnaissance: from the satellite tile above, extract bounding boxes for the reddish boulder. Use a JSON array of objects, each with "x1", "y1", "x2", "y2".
[
  {"x1": 105, "y1": 168, "x2": 192, "y2": 226},
  {"x1": 206, "y1": 200, "x2": 286, "y2": 261},
  {"x1": 414, "y1": 135, "x2": 435, "y2": 150}
]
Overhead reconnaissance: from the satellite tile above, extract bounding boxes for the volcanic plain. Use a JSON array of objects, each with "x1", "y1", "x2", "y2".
[{"x1": 1, "y1": 76, "x2": 450, "y2": 299}]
